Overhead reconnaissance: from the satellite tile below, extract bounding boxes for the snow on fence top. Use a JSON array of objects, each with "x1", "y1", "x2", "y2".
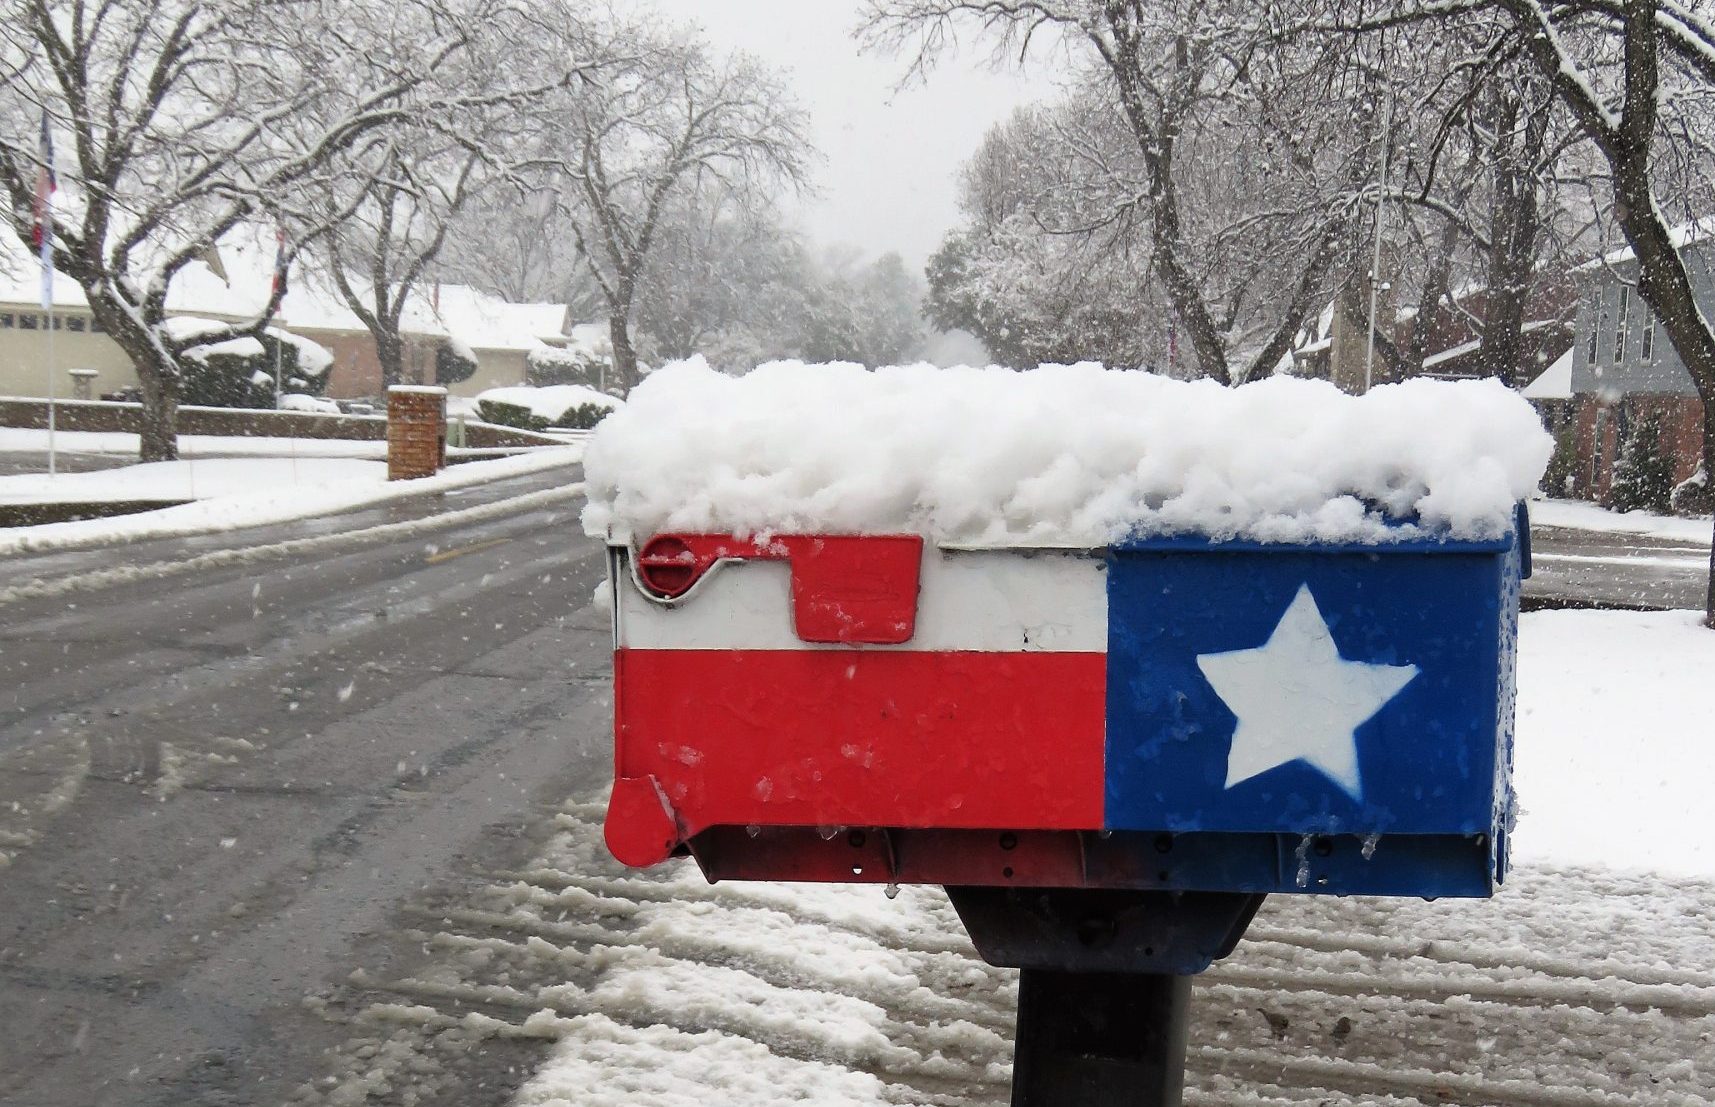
[{"x1": 582, "y1": 359, "x2": 1553, "y2": 547}]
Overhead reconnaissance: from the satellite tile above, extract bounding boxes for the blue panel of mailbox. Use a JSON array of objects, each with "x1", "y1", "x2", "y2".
[{"x1": 1099, "y1": 506, "x2": 1527, "y2": 899}]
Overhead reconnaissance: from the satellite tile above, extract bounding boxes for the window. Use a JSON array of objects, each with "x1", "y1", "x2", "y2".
[
  {"x1": 67, "y1": 315, "x2": 86, "y2": 333},
  {"x1": 1641, "y1": 316, "x2": 1655, "y2": 361},
  {"x1": 19, "y1": 312, "x2": 37, "y2": 330},
  {"x1": 89, "y1": 315, "x2": 105, "y2": 333},
  {"x1": 1586, "y1": 295, "x2": 1603, "y2": 363},
  {"x1": 1612, "y1": 286, "x2": 1629, "y2": 363},
  {"x1": 0, "y1": 312, "x2": 12, "y2": 328}
]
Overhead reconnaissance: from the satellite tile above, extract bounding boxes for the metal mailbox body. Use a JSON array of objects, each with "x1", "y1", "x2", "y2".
[{"x1": 603, "y1": 510, "x2": 1527, "y2": 901}]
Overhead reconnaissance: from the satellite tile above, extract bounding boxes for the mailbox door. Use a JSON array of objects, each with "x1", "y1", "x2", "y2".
[{"x1": 1104, "y1": 536, "x2": 1519, "y2": 842}]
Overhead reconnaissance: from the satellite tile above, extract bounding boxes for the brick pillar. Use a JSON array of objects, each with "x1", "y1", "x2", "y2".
[{"x1": 387, "y1": 385, "x2": 447, "y2": 480}]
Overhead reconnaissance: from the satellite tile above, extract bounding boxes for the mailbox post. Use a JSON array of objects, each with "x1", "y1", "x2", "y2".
[{"x1": 598, "y1": 507, "x2": 1529, "y2": 1106}]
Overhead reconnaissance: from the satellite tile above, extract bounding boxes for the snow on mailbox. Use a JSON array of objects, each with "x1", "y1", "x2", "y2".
[{"x1": 585, "y1": 361, "x2": 1550, "y2": 963}]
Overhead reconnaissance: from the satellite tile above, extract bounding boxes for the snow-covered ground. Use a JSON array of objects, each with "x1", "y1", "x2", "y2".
[
  {"x1": 1531, "y1": 497, "x2": 1713, "y2": 546},
  {"x1": 299, "y1": 607, "x2": 1715, "y2": 1107},
  {"x1": 0, "y1": 446, "x2": 585, "y2": 555},
  {"x1": 0, "y1": 456, "x2": 379, "y2": 505},
  {"x1": 0, "y1": 426, "x2": 389, "y2": 460}
]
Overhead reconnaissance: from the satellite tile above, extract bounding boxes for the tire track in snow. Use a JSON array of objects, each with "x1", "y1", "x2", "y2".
[{"x1": 298, "y1": 797, "x2": 1715, "y2": 1107}]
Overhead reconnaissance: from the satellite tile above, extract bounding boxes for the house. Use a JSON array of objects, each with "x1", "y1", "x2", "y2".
[
  {"x1": 1285, "y1": 279, "x2": 1575, "y2": 392},
  {"x1": 0, "y1": 230, "x2": 579, "y2": 402},
  {"x1": 1563, "y1": 223, "x2": 1712, "y2": 502}
]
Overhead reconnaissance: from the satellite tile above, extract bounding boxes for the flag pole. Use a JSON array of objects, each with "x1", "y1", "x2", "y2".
[
  {"x1": 37, "y1": 106, "x2": 59, "y2": 476},
  {"x1": 46, "y1": 299, "x2": 56, "y2": 477}
]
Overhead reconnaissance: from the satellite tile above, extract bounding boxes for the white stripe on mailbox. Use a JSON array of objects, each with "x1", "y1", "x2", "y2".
[{"x1": 616, "y1": 548, "x2": 1108, "y2": 653}]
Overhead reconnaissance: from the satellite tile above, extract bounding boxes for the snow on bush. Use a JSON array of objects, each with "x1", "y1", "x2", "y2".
[
  {"x1": 278, "y1": 393, "x2": 340, "y2": 414},
  {"x1": 583, "y1": 358, "x2": 1553, "y2": 546},
  {"x1": 267, "y1": 328, "x2": 333, "y2": 378},
  {"x1": 477, "y1": 385, "x2": 621, "y2": 422}
]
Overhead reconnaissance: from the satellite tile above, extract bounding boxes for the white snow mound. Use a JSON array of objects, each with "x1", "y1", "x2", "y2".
[
  {"x1": 582, "y1": 359, "x2": 1553, "y2": 547},
  {"x1": 479, "y1": 384, "x2": 620, "y2": 421}
]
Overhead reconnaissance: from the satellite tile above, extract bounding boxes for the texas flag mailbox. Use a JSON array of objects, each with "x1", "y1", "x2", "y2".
[{"x1": 601, "y1": 504, "x2": 1528, "y2": 906}]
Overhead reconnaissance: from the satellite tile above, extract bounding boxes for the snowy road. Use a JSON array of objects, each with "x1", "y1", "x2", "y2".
[
  {"x1": 1525, "y1": 525, "x2": 1710, "y2": 611},
  {"x1": 0, "y1": 466, "x2": 613, "y2": 1106}
]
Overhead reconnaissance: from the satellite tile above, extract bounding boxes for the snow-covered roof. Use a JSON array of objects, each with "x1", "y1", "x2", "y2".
[
  {"x1": 1421, "y1": 320, "x2": 1558, "y2": 370},
  {"x1": 1573, "y1": 217, "x2": 1715, "y2": 273},
  {"x1": 564, "y1": 322, "x2": 612, "y2": 359},
  {"x1": 1522, "y1": 348, "x2": 1574, "y2": 400},
  {"x1": 429, "y1": 285, "x2": 565, "y2": 353},
  {"x1": 1, "y1": 226, "x2": 567, "y2": 355},
  {"x1": 583, "y1": 358, "x2": 1553, "y2": 548}
]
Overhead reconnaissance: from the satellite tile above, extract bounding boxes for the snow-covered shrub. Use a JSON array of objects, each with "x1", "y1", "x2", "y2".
[
  {"x1": 526, "y1": 343, "x2": 604, "y2": 388},
  {"x1": 476, "y1": 385, "x2": 620, "y2": 431},
  {"x1": 551, "y1": 402, "x2": 616, "y2": 430},
  {"x1": 180, "y1": 329, "x2": 331, "y2": 409},
  {"x1": 435, "y1": 337, "x2": 479, "y2": 386},
  {"x1": 476, "y1": 398, "x2": 549, "y2": 432},
  {"x1": 1671, "y1": 465, "x2": 1711, "y2": 516},
  {"x1": 182, "y1": 340, "x2": 273, "y2": 409},
  {"x1": 278, "y1": 393, "x2": 341, "y2": 414},
  {"x1": 1608, "y1": 414, "x2": 1675, "y2": 514}
]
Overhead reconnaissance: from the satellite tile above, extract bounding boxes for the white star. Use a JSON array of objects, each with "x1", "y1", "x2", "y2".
[{"x1": 1195, "y1": 584, "x2": 1418, "y2": 801}]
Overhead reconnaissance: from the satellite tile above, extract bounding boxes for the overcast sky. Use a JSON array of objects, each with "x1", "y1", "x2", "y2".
[{"x1": 648, "y1": 1, "x2": 1061, "y2": 271}]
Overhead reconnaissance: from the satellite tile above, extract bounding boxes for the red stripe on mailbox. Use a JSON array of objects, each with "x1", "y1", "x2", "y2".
[{"x1": 616, "y1": 648, "x2": 1107, "y2": 835}]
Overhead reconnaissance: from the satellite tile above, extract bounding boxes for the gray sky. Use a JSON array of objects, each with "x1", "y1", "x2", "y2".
[{"x1": 649, "y1": 1, "x2": 1060, "y2": 271}]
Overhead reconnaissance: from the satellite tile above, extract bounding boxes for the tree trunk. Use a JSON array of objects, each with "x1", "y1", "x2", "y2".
[
  {"x1": 609, "y1": 312, "x2": 639, "y2": 394},
  {"x1": 1474, "y1": 94, "x2": 1547, "y2": 387},
  {"x1": 376, "y1": 328, "x2": 406, "y2": 390},
  {"x1": 1704, "y1": 400, "x2": 1715, "y2": 627},
  {"x1": 134, "y1": 355, "x2": 181, "y2": 463}
]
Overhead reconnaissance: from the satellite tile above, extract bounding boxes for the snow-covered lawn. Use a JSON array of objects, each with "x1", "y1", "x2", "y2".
[
  {"x1": 0, "y1": 456, "x2": 378, "y2": 505},
  {"x1": 0, "y1": 426, "x2": 389, "y2": 460},
  {"x1": 1531, "y1": 497, "x2": 1713, "y2": 545},
  {"x1": 0, "y1": 446, "x2": 584, "y2": 555},
  {"x1": 304, "y1": 607, "x2": 1715, "y2": 1107},
  {"x1": 1514, "y1": 609, "x2": 1715, "y2": 876}
]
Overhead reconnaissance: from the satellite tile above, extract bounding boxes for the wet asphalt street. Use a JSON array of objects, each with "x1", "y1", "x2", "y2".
[{"x1": 0, "y1": 466, "x2": 612, "y2": 1106}]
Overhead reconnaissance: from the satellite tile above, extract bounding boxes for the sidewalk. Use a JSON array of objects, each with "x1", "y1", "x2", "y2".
[
  {"x1": 1530, "y1": 497, "x2": 1712, "y2": 547},
  {"x1": 0, "y1": 442, "x2": 585, "y2": 556}
]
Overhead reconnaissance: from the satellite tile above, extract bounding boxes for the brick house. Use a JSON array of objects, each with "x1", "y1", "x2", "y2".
[{"x1": 1565, "y1": 227, "x2": 1712, "y2": 503}]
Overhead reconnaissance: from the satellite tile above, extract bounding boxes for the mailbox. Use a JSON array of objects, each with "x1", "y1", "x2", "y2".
[
  {"x1": 602, "y1": 505, "x2": 1528, "y2": 914},
  {"x1": 585, "y1": 363, "x2": 1549, "y2": 1104}
]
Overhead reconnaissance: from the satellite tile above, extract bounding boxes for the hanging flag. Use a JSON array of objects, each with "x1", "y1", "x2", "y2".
[
  {"x1": 200, "y1": 241, "x2": 230, "y2": 285},
  {"x1": 33, "y1": 109, "x2": 57, "y2": 310},
  {"x1": 268, "y1": 225, "x2": 289, "y2": 312}
]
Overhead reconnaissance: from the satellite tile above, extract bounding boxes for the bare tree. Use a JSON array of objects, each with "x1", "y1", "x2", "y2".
[
  {"x1": 631, "y1": 183, "x2": 801, "y2": 363},
  {"x1": 864, "y1": 0, "x2": 1385, "y2": 383},
  {"x1": 1500, "y1": 0, "x2": 1715, "y2": 624},
  {"x1": 438, "y1": 178, "x2": 601, "y2": 309},
  {"x1": 540, "y1": 19, "x2": 812, "y2": 392},
  {"x1": 1341, "y1": 0, "x2": 1715, "y2": 621},
  {"x1": 311, "y1": 7, "x2": 620, "y2": 385},
  {"x1": 0, "y1": 0, "x2": 511, "y2": 461}
]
